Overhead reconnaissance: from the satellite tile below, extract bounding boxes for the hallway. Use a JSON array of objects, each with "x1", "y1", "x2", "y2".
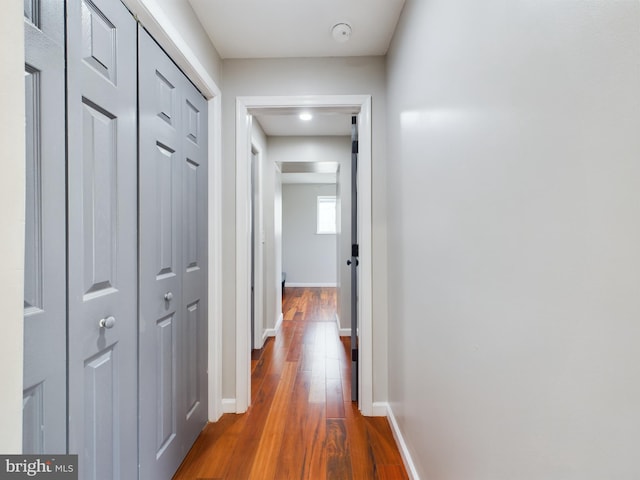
[{"x1": 173, "y1": 287, "x2": 408, "y2": 479}]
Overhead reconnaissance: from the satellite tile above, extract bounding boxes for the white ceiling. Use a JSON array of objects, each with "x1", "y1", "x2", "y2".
[
  {"x1": 185, "y1": 1, "x2": 400, "y2": 178},
  {"x1": 188, "y1": 0, "x2": 406, "y2": 59},
  {"x1": 253, "y1": 109, "x2": 353, "y2": 137}
]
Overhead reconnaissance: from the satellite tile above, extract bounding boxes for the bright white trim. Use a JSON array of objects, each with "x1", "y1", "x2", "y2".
[
  {"x1": 251, "y1": 143, "x2": 265, "y2": 351},
  {"x1": 236, "y1": 103, "x2": 252, "y2": 414},
  {"x1": 371, "y1": 401, "x2": 389, "y2": 417},
  {"x1": 236, "y1": 95, "x2": 374, "y2": 417},
  {"x1": 286, "y1": 282, "x2": 338, "y2": 288},
  {"x1": 335, "y1": 314, "x2": 351, "y2": 336},
  {"x1": 338, "y1": 328, "x2": 352, "y2": 337},
  {"x1": 122, "y1": 0, "x2": 224, "y2": 421},
  {"x1": 121, "y1": 0, "x2": 218, "y2": 99},
  {"x1": 357, "y1": 97, "x2": 373, "y2": 415},
  {"x1": 221, "y1": 399, "x2": 237, "y2": 414},
  {"x1": 385, "y1": 403, "x2": 421, "y2": 480},
  {"x1": 263, "y1": 312, "x2": 282, "y2": 340},
  {"x1": 208, "y1": 88, "x2": 223, "y2": 422}
]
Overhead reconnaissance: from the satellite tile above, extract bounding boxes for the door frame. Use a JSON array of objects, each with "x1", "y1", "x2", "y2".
[
  {"x1": 235, "y1": 95, "x2": 374, "y2": 415},
  {"x1": 122, "y1": 0, "x2": 224, "y2": 421},
  {"x1": 250, "y1": 143, "x2": 265, "y2": 349}
]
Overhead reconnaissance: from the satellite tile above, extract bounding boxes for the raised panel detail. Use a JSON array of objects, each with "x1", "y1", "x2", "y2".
[
  {"x1": 156, "y1": 71, "x2": 175, "y2": 125},
  {"x1": 82, "y1": 100, "x2": 117, "y2": 299},
  {"x1": 24, "y1": 0, "x2": 40, "y2": 27},
  {"x1": 84, "y1": 347, "x2": 117, "y2": 480},
  {"x1": 185, "y1": 159, "x2": 199, "y2": 272},
  {"x1": 156, "y1": 143, "x2": 176, "y2": 279},
  {"x1": 185, "y1": 302, "x2": 199, "y2": 419},
  {"x1": 156, "y1": 315, "x2": 176, "y2": 455},
  {"x1": 23, "y1": 382, "x2": 45, "y2": 454},
  {"x1": 24, "y1": 66, "x2": 43, "y2": 314},
  {"x1": 81, "y1": 0, "x2": 117, "y2": 84},
  {"x1": 185, "y1": 100, "x2": 199, "y2": 144}
]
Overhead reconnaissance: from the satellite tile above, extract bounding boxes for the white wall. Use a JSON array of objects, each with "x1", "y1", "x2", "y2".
[
  {"x1": 386, "y1": 1, "x2": 640, "y2": 479},
  {"x1": 0, "y1": 0, "x2": 25, "y2": 453},
  {"x1": 282, "y1": 184, "x2": 337, "y2": 285},
  {"x1": 221, "y1": 57, "x2": 388, "y2": 402}
]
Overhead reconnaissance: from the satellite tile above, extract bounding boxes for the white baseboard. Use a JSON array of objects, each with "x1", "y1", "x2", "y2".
[
  {"x1": 383, "y1": 402, "x2": 421, "y2": 480},
  {"x1": 221, "y1": 398, "x2": 237, "y2": 414},
  {"x1": 335, "y1": 314, "x2": 351, "y2": 336},
  {"x1": 264, "y1": 313, "x2": 283, "y2": 339},
  {"x1": 371, "y1": 401, "x2": 389, "y2": 417},
  {"x1": 285, "y1": 282, "x2": 337, "y2": 287}
]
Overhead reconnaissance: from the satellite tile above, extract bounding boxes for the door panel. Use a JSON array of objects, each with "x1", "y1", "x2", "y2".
[
  {"x1": 67, "y1": 0, "x2": 138, "y2": 478},
  {"x1": 23, "y1": 0, "x2": 66, "y2": 454},
  {"x1": 180, "y1": 80, "x2": 208, "y2": 447},
  {"x1": 350, "y1": 115, "x2": 359, "y2": 402},
  {"x1": 139, "y1": 26, "x2": 208, "y2": 479},
  {"x1": 139, "y1": 27, "x2": 185, "y2": 479}
]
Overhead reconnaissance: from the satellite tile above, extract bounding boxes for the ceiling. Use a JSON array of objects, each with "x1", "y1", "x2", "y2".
[
  {"x1": 186, "y1": 1, "x2": 403, "y2": 180},
  {"x1": 252, "y1": 108, "x2": 353, "y2": 137},
  {"x1": 188, "y1": 0, "x2": 406, "y2": 59}
]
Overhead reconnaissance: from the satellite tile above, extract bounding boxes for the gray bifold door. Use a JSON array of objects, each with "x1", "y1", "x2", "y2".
[
  {"x1": 138, "y1": 26, "x2": 209, "y2": 480},
  {"x1": 66, "y1": 0, "x2": 139, "y2": 478},
  {"x1": 23, "y1": 0, "x2": 66, "y2": 455}
]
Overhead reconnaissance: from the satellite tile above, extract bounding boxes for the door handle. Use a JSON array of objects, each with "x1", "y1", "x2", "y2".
[
  {"x1": 347, "y1": 259, "x2": 352, "y2": 266},
  {"x1": 164, "y1": 292, "x2": 174, "y2": 302},
  {"x1": 99, "y1": 316, "x2": 116, "y2": 329},
  {"x1": 347, "y1": 259, "x2": 359, "y2": 266}
]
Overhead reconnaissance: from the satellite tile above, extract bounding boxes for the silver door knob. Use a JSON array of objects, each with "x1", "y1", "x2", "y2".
[
  {"x1": 99, "y1": 316, "x2": 116, "y2": 329},
  {"x1": 164, "y1": 292, "x2": 173, "y2": 302}
]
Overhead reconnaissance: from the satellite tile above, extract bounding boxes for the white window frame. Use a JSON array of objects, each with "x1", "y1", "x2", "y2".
[{"x1": 316, "y1": 195, "x2": 337, "y2": 235}]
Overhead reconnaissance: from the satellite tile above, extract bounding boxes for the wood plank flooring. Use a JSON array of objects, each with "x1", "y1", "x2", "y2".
[{"x1": 173, "y1": 287, "x2": 408, "y2": 480}]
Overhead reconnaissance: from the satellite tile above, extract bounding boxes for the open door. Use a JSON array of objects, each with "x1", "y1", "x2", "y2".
[{"x1": 350, "y1": 115, "x2": 359, "y2": 402}]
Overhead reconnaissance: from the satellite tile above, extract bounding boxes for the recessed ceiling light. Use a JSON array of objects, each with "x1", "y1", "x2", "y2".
[{"x1": 299, "y1": 113, "x2": 313, "y2": 121}]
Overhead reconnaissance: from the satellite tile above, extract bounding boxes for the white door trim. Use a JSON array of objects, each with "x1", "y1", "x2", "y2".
[
  {"x1": 236, "y1": 95, "x2": 374, "y2": 415},
  {"x1": 121, "y1": 0, "x2": 224, "y2": 421},
  {"x1": 250, "y1": 143, "x2": 266, "y2": 349}
]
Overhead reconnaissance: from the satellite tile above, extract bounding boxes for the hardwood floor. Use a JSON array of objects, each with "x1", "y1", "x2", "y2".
[{"x1": 173, "y1": 287, "x2": 408, "y2": 480}]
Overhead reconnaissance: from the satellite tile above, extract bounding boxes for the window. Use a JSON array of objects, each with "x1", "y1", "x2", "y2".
[{"x1": 317, "y1": 196, "x2": 337, "y2": 234}]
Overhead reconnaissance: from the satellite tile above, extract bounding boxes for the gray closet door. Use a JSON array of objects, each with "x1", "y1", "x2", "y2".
[
  {"x1": 23, "y1": 0, "x2": 66, "y2": 454},
  {"x1": 180, "y1": 61, "x2": 209, "y2": 449},
  {"x1": 138, "y1": 26, "x2": 208, "y2": 479},
  {"x1": 66, "y1": 0, "x2": 138, "y2": 478}
]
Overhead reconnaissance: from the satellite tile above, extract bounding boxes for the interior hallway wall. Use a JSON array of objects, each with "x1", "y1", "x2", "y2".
[
  {"x1": 0, "y1": 0, "x2": 26, "y2": 453},
  {"x1": 386, "y1": 1, "x2": 640, "y2": 478},
  {"x1": 282, "y1": 183, "x2": 337, "y2": 286},
  {"x1": 221, "y1": 57, "x2": 388, "y2": 404}
]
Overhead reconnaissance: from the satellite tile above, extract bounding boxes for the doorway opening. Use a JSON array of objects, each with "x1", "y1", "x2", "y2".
[{"x1": 235, "y1": 95, "x2": 373, "y2": 415}]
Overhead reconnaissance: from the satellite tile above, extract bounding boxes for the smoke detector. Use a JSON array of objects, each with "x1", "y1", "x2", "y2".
[{"x1": 331, "y1": 23, "x2": 352, "y2": 43}]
